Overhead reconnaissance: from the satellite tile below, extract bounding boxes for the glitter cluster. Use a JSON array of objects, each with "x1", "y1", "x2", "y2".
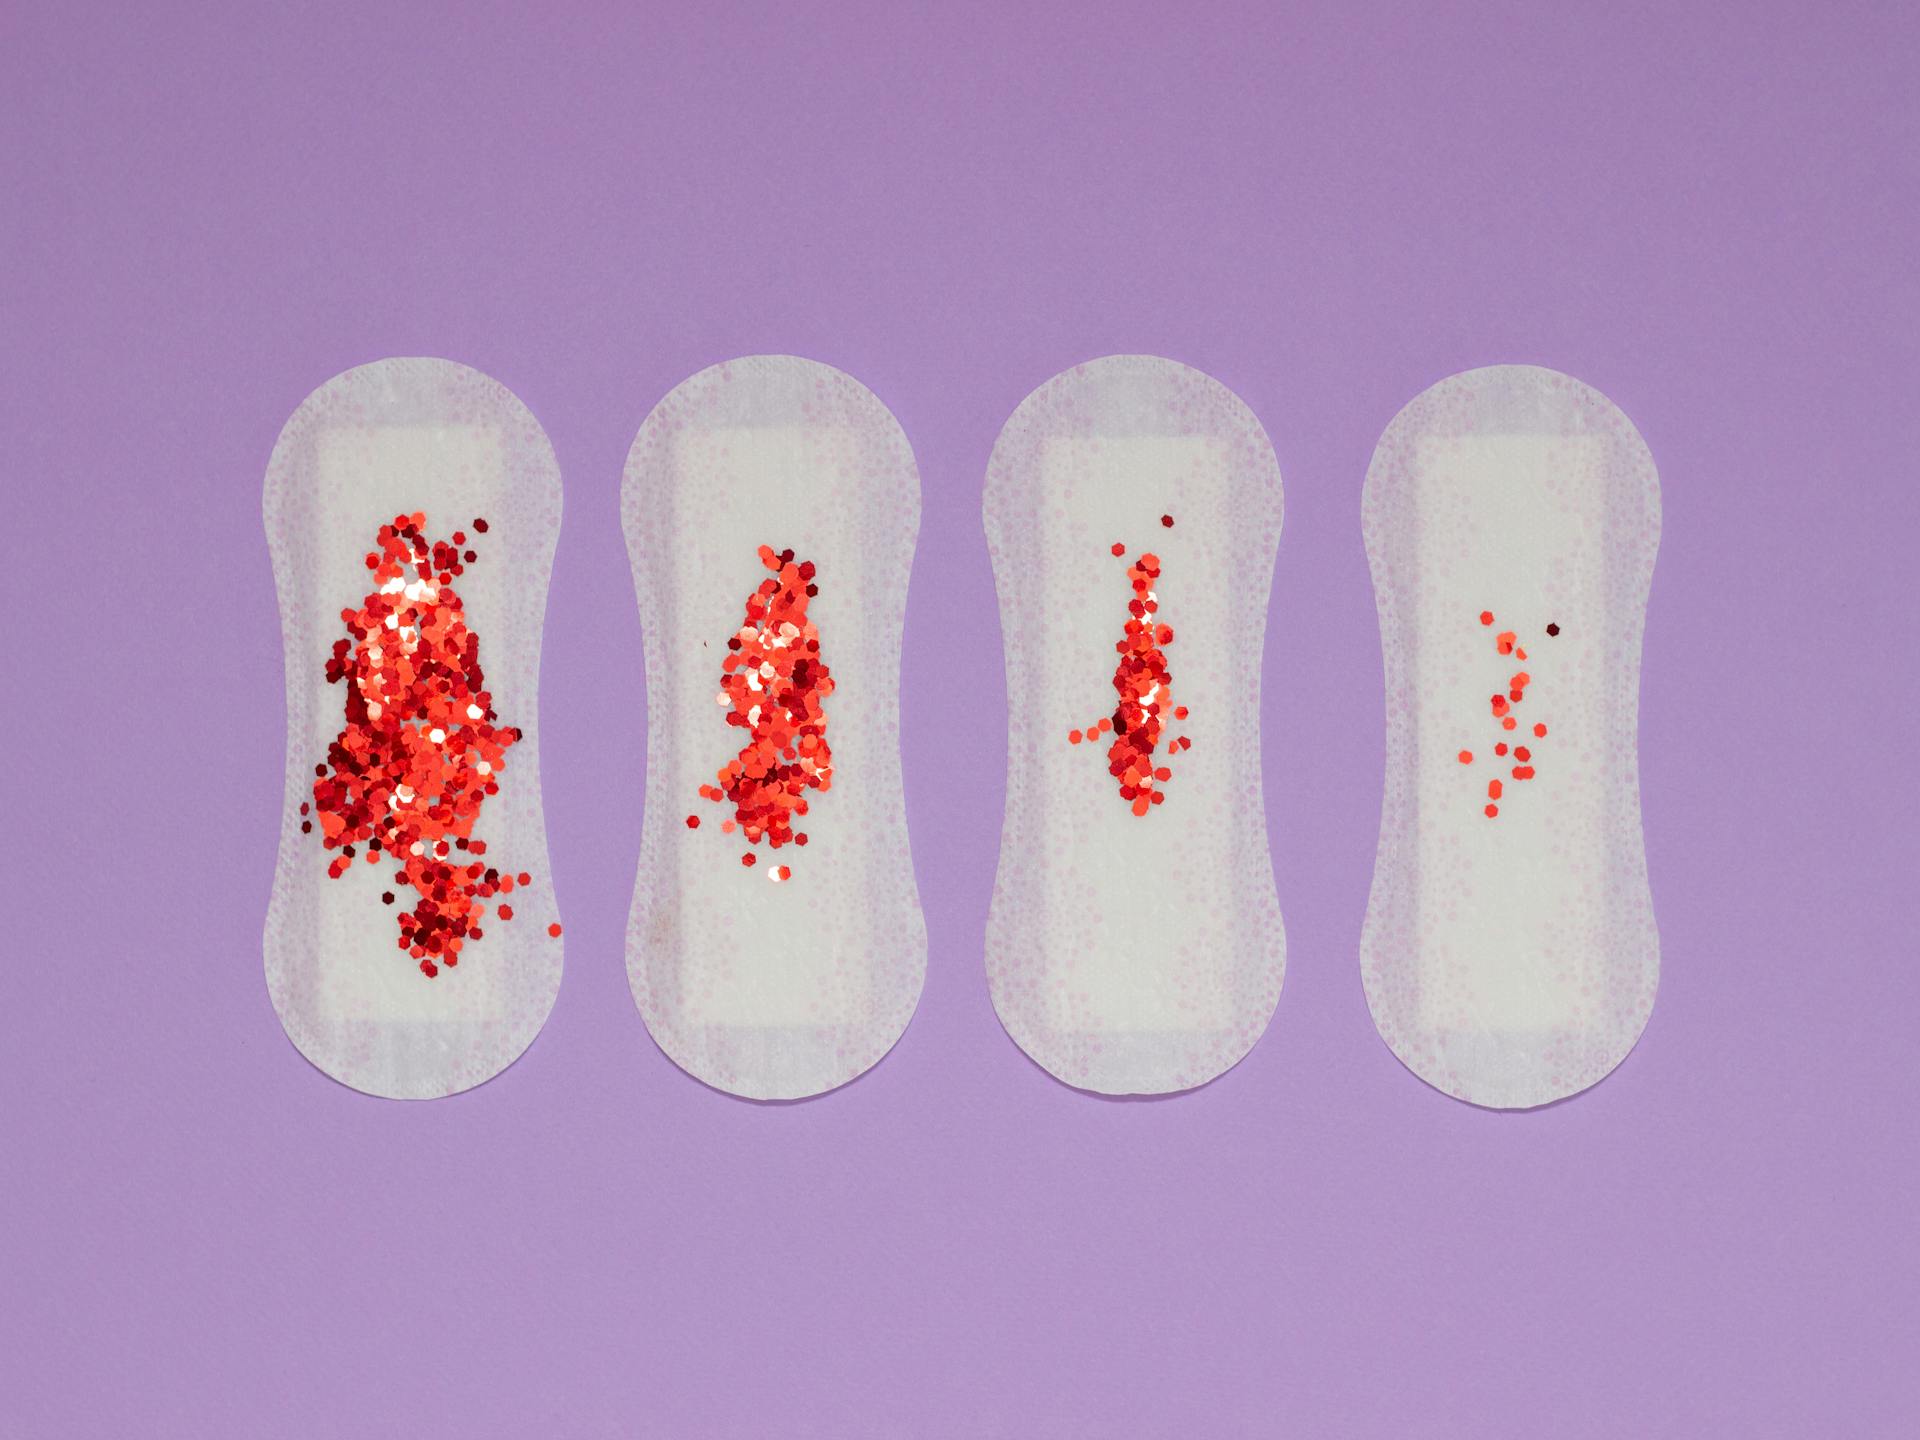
[
  {"x1": 1458, "y1": 609, "x2": 1555, "y2": 818},
  {"x1": 308, "y1": 512, "x2": 543, "y2": 977},
  {"x1": 1068, "y1": 528, "x2": 1190, "y2": 816},
  {"x1": 690, "y1": 544, "x2": 832, "y2": 879}
]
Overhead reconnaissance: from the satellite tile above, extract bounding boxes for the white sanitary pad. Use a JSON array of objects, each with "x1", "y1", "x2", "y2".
[
  {"x1": 1361, "y1": 364, "x2": 1662, "y2": 1108},
  {"x1": 622, "y1": 356, "x2": 927, "y2": 1100},
  {"x1": 983, "y1": 355, "x2": 1287, "y2": 1094},
  {"x1": 263, "y1": 358, "x2": 564, "y2": 1099}
]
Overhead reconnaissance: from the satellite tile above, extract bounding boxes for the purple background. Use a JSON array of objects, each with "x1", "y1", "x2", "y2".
[{"x1": 4, "y1": 2, "x2": 1915, "y2": 1434}]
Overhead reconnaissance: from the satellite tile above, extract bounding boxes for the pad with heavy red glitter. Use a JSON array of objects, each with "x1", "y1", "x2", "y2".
[
  {"x1": 264, "y1": 359, "x2": 564, "y2": 1100},
  {"x1": 983, "y1": 355, "x2": 1287, "y2": 1095},
  {"x1": 1360, "y1": 364, "x2": 1662, "y2": 1109},
  {"x1": 622, "y1": 355, "x2": 925, "y2": 1100}
]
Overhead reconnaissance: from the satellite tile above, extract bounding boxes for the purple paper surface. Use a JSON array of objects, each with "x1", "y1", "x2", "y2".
[{"x1": 2, "y1": 3, "x2": 1914, "y2": 1435}]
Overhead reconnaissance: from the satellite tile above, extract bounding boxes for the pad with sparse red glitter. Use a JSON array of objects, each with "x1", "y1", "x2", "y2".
[
  {"x1": 982, "y1": 354, "x2": 1287, "y2": 1096},
  {"x1": 1359, "y1": 363, "x2": 1662, "y2": 1110}
]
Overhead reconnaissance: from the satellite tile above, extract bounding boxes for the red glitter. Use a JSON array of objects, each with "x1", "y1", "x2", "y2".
[
  {"x1": 1075, "y1": 526, "x2": 1183, "y2": 816},
  {"x1": 311, "y1": 513, "x2": 528, "y2": 978},
  {"x1": 1464, "y1": 610, "x2": 1553, "y2": 819},
  {"x1": 694, "y1": 545, "x2": 832, "y2": 876}
]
